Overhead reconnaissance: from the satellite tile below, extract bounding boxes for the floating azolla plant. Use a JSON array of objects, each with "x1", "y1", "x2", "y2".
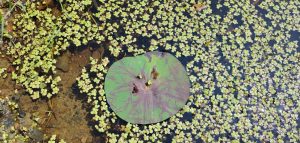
[{"x1": 104, "y1": 51, "x2": 190, "y2": 124}]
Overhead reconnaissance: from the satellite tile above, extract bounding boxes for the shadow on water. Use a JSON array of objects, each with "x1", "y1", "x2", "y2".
[{"x1": 67, "y1": 40, "x2": 107, "y2": 54}]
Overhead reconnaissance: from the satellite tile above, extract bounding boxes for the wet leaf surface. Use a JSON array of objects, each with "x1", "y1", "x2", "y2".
[{"x1": 105, "y1": 51, "x2": 190, "y2": 124}]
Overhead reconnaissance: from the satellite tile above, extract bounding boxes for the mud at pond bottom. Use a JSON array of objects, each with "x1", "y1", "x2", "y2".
[
  {"x1": 19, "y1": 94, "x2": 93, "y2": 143},
  {"x1": 19, "y1": 48, "x2": 100, "y2": 143},
  {"x1": 0, "y1": 56, "x2": 16, "y2": 99}
]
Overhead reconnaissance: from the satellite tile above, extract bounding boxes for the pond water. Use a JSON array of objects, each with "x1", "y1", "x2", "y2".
[{"x1": 0, "y1": 0, "x2": 299, "y2": 142}]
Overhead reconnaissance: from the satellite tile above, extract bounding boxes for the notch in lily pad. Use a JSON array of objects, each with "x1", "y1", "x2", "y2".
[{"x1": 104, "y1": 51, "x2": 190, "y2": 124}]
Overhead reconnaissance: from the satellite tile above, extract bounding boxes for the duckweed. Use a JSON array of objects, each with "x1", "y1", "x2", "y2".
[
  {"x1": 76, "y1": 0, "x2": 299, "y2": 142},
  {"x1": 1, "y1": 0, "x2": 299, "y2": 142}
]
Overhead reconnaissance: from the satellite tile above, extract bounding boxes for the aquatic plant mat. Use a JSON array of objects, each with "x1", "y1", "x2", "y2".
[{"x1": 0, "y1": 0, "x2": 300, "y2": 142}]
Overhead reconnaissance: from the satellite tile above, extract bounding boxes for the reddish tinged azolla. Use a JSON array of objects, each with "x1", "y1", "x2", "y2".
[{"x1": 104, "y1": 51, "x2": 190, "y2": 124}]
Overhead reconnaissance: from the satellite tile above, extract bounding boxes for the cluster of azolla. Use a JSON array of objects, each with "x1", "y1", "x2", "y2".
[
  {"x1": 6, "y1": 0, "x2": 103, "y2": 99},
  {"x1": 47, "y1": 134, "x2": 66, "y2": 143},
  {"x1": 77, "y1": 57, "x2": 184, "y2": 142},
  {"x1": 0, "y1": 68, "x2": 7, "y2": 78},
  {"x1": 76, "y1": 57, "x2": 117, "y2": 133},
  {"x1": 76, "y1": 0, "x2": 299, "y2": 142}
]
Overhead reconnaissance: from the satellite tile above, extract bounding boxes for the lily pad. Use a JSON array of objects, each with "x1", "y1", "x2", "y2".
[{"x1": 104, "y1": 51, "x2": 190, "y2": 124}]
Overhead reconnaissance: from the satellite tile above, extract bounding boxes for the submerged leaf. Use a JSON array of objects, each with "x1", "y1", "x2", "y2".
[
  {"x1": 193, "y1": 3, "x2": 207, "y2": 12},
  {"x1": 105, "y1": 51, "x2": 190, "y2": 124}
]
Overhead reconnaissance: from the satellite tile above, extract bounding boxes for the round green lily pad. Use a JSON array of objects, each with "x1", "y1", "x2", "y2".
[{"x1": 104, "y1": 51, "x2": 190, "y2": 124}]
